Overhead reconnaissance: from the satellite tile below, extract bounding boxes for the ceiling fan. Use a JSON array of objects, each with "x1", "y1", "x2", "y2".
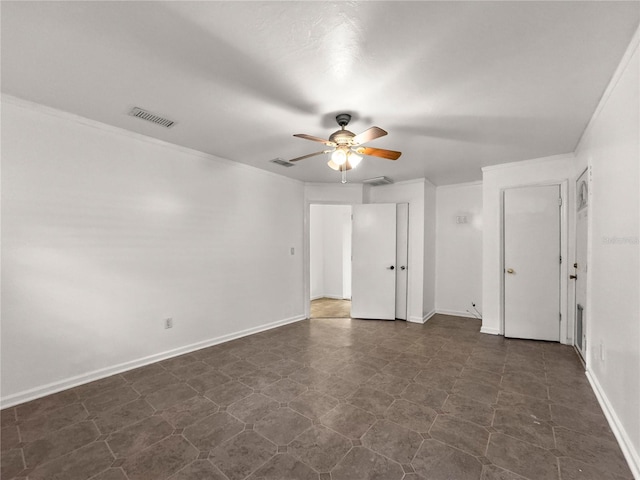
[{"x1": 289, "y1": 113, "x2": 402, "y2": 173}]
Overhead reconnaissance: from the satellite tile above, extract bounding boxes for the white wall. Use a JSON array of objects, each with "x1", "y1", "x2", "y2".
[
  {"x1": 481, "y1": 154, "x2": 577, "y2": 338},
  {"x1": 309, "y1": 205, "x2": 324, "y2": 299},
  {"x1": 309, "y1": 204, "x2": 351, "y2": 300},
  {"x1": 304, "y1": 183, "x2": 364, "y2": 205},
  {"x1": 342, "y1": 213, "x2": 352, "y2": 299},
  {"x1": 365, "y1": 179, "x2": 429, "y2": 323},
  {"x1": 575, "y1": 31, "x2": 639, "y2": 476},
  {"x1": 436, "y1": 182, "x2": 483, "y2": 317},
  {"x1": 1, "y1": 98, "x2": 305, "y2": 406},
  {"x1": 423, "y1": 180, "x2": 437, "y2": 319}
]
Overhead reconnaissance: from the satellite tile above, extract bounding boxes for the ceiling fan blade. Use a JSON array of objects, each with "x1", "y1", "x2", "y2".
[
  {"x1": 352, "y1": 126, "x2": 387, "y2": 145},
  {"x1": 289, "y1": 150, "x2": 329, "y2": 162},
  {"x1": 293, "y1": 134, "x2": 336, "y2": 146},
  {"x1": 357, "y1": 147, "x2": 402, "y2": 160}
]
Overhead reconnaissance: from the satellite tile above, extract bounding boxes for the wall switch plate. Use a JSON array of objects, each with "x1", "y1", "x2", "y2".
[
  {"x1": 290, "y1": 247, "x2": 295, "y2": 255},
  {"x1": 165, "y1": 318, "x2": 173, "y2": 329}
]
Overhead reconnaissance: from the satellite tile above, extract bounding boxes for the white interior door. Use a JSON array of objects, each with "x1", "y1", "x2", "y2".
[
  {"x1": 351, "y1": 204, "x2": 396, "y2": 320},
  {"x1": 504, "y1": 185, "x2": 561, "y2": 341},
  {"x1": 395, "y1": 204, "x2": 409, "y2": 320}
]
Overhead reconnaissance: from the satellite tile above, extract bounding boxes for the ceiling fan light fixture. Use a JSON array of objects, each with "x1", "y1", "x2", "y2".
[
  {"x1": 331, "y1": 148, "x2": 347, "y2": 165},
  {"x1": 348, "y1": 152, "x2": 362, "y2": 168}
]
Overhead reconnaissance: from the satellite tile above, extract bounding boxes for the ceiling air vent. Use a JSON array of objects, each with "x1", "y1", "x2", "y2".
[
  {"x1": 128, "y1": 107, "x2": 175, "y2": 128},
  {"x1": 363, "y1": 176, "x2": 393, "y2": 186},
  {"x1": 270, "y1": 158, "x2": 295, "y2": 168}
]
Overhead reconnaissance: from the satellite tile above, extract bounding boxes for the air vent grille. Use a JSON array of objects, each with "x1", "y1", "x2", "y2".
[
  {"x1": 128, "y1": 107, "x2": 175, "y2": 128},
  {"x1": 363, "y1": 176, "x2": 393, "y2": 186},
  {"x1": 270, "y1": 158, "x2": 295, "y2": 168}
]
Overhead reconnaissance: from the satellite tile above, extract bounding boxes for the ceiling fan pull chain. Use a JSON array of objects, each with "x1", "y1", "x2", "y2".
[{"x1": 341, "y1": 167, "x2": 347, "y2": 184}]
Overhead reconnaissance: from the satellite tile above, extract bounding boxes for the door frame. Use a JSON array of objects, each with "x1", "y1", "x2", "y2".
[
  {"x1": 304, "y1": 199, "x2": 412, "y2": 321},
  {"x1": 500, "y1": 180, "x2": 570, "y2": 343},
  {"x1": 573, "y1": 167, "x2": 589, "y2": 360},
  {"x1": 305, "y1": 201, "x2": 354, "y2": 319}
]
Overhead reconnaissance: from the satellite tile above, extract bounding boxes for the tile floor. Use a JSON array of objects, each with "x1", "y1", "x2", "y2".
[
  {"x1": 0, "y1": 315, "x2": 633, "y2": 480},
  {"x1": 310, "y1": 298, "x2": 351, "y2": 318}
]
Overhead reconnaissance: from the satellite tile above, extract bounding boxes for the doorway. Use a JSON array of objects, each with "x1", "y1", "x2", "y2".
[
  {"x1": 503, "y1": 184, "x2": 561, "y2": 341},
  {"x1": 308, "y1": 202, "x2": 409, "y2": 320},
  {"x1": 309, "y1": 204, "x2": 352, "y2": 318}
]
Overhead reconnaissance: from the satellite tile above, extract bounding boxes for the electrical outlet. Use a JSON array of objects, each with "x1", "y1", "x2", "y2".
[{"x1": 164, "y1": 318, "x2": 173, "y2": 329}]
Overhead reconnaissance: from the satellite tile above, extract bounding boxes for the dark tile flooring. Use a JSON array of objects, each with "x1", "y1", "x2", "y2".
[{"x1": 0, "y1": 315, "x2": 633, "y2": 480}]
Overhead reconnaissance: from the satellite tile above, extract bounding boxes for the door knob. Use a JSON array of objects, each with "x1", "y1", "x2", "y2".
[
  {"x1": 388, "y1": 266, "x2": 395, "y2": 270},
  {"x1": 400, "y1": 266, "x2": 406, "y2": 270},
  {"x1": 506, "y1": 268, "x2": 515, "y2": 274}
]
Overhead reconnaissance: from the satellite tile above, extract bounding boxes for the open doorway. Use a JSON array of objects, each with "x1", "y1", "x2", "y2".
[{"x1": 309, "y1": 204, "x2": 352, "y2": 318}]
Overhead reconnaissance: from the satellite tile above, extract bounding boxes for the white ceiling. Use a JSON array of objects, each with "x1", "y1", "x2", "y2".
[{"x1": 2, "y1": 1, "x2": 638, "y2": 185}]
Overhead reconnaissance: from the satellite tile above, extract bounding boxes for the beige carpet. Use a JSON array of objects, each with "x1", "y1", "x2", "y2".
[{"x1": 310, "y1": 297, "x2": 351, "y2": 318}]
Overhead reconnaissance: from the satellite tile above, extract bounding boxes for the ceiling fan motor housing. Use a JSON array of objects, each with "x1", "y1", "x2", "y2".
[
  {"x1": 335, "y1": 113, "x2": 351, "y2": 127},
  {"x1": 329, "y1": 129, "x2": 356, "y2": 146}
]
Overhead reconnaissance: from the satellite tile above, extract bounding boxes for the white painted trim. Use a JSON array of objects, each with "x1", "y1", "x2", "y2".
[
  {"x1": 586, "y1": 371, "x2": 640, "y2": 479},
  {"x1": 304, "y1": 182, "x2": 366, "y2": 190},
  {"x1": 436, "y1": 180, "x2": 483, "y2": 190},
  {"x1": 408, "y1": 309, "x2": 436, "y2": 324},
  {"x1": 482, "y1": 153, "x2": 575, "y2": 173},
  {"x1": 371, "y1": 178, "x2": 429, "y2": 187},
  {"x1": 0, "y1": 314, "x2": 307, "y2": 409},
  {"x1": 480, "y1": 326, "x2": 501, "y2": 335},
  {"x1": 436, "y1": 309, "x2": 480, "y2": 319},
  {"x1": 322, "y1": 294, "x2": 346, "y2": 300},
  {"x1": 1, "y1": 94, "x2": 303, "y2": 187}
]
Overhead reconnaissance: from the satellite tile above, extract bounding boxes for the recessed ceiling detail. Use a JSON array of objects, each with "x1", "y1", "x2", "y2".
[
  {"x1": 363, "y1": 176, "x2": 393, "y2": 186},
  {"x1": 270, "y1": 158, "x2": 295, "y2": 168},
  {"x1": 128, "y1": 107, "x2": 175, "y2": 128}
]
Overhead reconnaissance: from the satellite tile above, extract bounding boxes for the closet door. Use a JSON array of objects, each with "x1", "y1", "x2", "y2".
[{"x1": 351, "y1": 204, "x2": 396, "y2": 320}]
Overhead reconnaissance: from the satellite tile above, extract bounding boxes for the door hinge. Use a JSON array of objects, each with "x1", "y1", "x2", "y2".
[
  {"x1": 558, "y1": 197, "x2": 563, "y2": 206},
  {"x1": 559, "y1": 313, "x2": 562, "y2": 323},
  {"x1": 560, "y1": 256, "x2": 562, "y2": 264}
]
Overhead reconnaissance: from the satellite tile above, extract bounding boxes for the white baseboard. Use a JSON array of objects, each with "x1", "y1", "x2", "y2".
[
  {"x1": 586, "y1": 371, "x2": 640, "y2": 479},
  {"x1": 480, "y1": 326, "x2": 501, "y2": 335},
  {"x1": 0, "y1": 314, "x2": 307, "y2": 409},
  {"x1": 408, "y1": 310, "x2": 436, "y2": 324},
  {"x1": 435, "y1": 309, "x2": 480, "y2": 319}
]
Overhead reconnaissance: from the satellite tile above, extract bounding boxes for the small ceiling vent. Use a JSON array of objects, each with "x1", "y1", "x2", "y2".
[
  {"x1": 270, "y1": 158, "x2": 295, "y2": 167},
  {"x1": 363, "y1": 176, "x2": 393, "y2": 186},
  {"x1": 128, "y1": 107, "x2": 175, "y2": 128}
]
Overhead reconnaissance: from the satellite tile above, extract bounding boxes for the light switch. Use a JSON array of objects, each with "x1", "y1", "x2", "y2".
[{"x1": 290, "y1": 247, "x2": 295, "y2": 255}]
